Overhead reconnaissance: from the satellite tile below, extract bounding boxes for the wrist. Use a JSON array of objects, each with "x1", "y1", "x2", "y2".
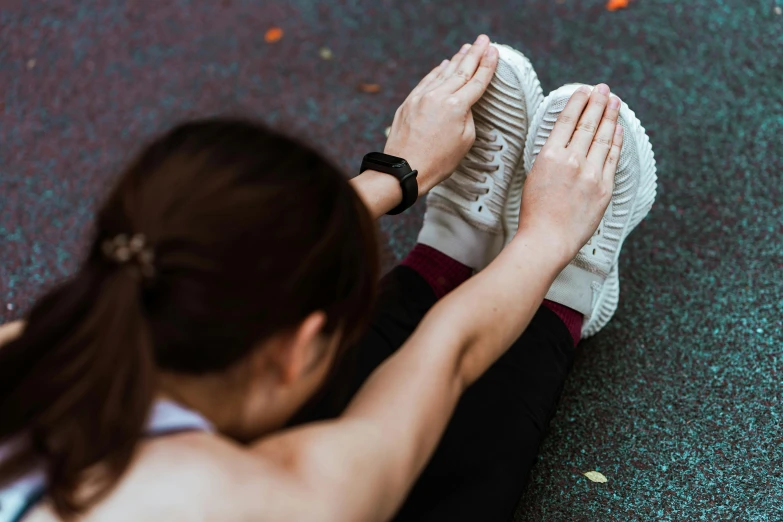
[
  {"x1": 350, "y1": 170, "x2": 403, "y2": 219},
  {"x1": 509, "y1": 223, "x2": 573, "y2": 272},
  {"x1": 414, "y1": 167, "x2": 440, "y2": 197}
]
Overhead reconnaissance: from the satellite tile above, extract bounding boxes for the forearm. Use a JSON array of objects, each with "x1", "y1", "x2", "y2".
[{"x1": 422, "y1": 228, "x2": 567, "y2": 386}]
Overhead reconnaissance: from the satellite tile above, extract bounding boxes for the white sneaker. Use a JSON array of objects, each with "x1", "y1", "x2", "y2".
[
  {"x1": 417, "y1": 43, "x2": 544, "y2": 270},
  {"x1": 523, "y1": 84, "x2": 658, "y2": 338}
]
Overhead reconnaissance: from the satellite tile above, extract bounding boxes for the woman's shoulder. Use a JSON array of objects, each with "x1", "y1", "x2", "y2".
[{"x1": 24, "y1": 432, "x2": 309, "y2": 522}]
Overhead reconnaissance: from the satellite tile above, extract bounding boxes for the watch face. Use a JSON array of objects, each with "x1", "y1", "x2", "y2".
[{"x1": 365, "y1": 152, "x2": 408, "y2": 169}]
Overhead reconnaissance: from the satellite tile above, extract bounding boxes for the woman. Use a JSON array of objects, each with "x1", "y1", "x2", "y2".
[{"x1": 0, "y1": 36, "x2": 650, "y2": 521}]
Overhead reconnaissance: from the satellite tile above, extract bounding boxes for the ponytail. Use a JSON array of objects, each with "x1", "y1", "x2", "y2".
[{"x1": 0, "y1": 261, "x2": 156, "y2": 517}]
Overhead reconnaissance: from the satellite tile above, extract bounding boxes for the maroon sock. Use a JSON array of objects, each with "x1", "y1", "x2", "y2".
[
  {"x1": 543, "y1": 300, "x2": 582, "y2": 346},
  {"x1": 402, "y1": 245, "x2": 582, "y2": 344},
  {"x1": 401, "y1": 244, "x2": 473, "y2": 299}
]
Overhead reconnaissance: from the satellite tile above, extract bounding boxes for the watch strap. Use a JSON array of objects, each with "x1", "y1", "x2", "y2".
[
  {"x1": 387, "y1": 170, "x2": 418, "y2": 215},
  {"x1": 359, "y1": 153, "x2": 419, "y2": 215}
]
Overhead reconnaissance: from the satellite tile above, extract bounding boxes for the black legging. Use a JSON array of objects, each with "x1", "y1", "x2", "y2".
[{"x1": 291, "y1": 266, "x2": 576, "y2": 522}]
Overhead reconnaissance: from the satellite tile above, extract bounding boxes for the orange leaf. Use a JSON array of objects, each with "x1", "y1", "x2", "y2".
[
  {"x1": 265, "y1": 27, "x2": 284, "y2": 43},
  {"x1": 358, "y1": 83, "x2": 381, "y2": 94},
  {"x1": 606, "y1": 0, "x2": 629, "y2": 10}
]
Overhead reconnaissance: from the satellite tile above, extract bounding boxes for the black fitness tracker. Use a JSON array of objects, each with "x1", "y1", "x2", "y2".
[{"x1": 360, "y1": 152, "x2": 419, "y2": 215}]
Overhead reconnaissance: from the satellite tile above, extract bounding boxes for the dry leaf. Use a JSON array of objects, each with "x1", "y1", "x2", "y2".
[
  {"x1": 606, "y1": 0, "x2": 629, "y2": 11},
  {"x1": 384, "y1": 126, "x2": 391, "y2": 137},
  {"x1": 319, "y1": 47, "x2": 333, "y2": 60},
  {"x1": 264, "y1": 27, "x2": 284, "y2": 43},
  {"x1": 583, "y1": 471, "x2": 608, "y2": 483},
  {"x1": 358, "y1": 83, "x2": 381, "y2": 94}
]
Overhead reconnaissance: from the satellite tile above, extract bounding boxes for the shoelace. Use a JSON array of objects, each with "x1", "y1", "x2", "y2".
[{"x1": 442, "y1": 128, "x2": 503, "y2": 202}]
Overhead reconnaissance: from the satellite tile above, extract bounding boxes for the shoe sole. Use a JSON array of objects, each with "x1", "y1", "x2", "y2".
[
  {"x1": 523, "y1": 84, "x2": 658, "y2": 338},
  {"x1": 492, "y1": 43, "x2": 544, "y2": 245}
]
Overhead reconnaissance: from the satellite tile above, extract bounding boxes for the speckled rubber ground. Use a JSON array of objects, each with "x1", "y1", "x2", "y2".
[{"x1": 1, "y1": 1, "x2": 782, "y2": 520}]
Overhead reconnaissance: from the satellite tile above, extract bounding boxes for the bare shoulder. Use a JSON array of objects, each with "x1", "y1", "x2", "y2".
[{"x1": 24, "y1": 432, "x2": 320, "y2": 522}]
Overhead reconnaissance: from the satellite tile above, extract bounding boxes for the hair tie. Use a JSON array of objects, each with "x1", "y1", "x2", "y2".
[{"x1": 101, "y1": 233, "x2": 156, "y2": 279}]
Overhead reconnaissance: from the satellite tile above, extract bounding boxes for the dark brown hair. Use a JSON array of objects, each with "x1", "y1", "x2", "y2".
[{"x1": 0, "y1": 118, "x2": 378, "y2": 517}]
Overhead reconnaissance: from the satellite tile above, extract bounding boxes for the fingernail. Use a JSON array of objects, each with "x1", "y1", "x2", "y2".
[
  {"x1": 475, "y1": 34, "x2": 488, "y2": 44},
  {"x1": 577, "y1": 85, "x2": 591, "y2": 95},
  {"x1": 441, "y1": 59, "x2": 449, "y2": 66},
  {"x1": 608, "y1": 97, "x2": 620, "y2": 109},
  {"x1": 616, "y1": 125, "x2": 624, "y2": 135},
  {"x1": 460, "y1": 44, "x2": 471, "y2": 54},
  {"x1": 597, "y1": 84, "x2": 610, "y2": 95}
]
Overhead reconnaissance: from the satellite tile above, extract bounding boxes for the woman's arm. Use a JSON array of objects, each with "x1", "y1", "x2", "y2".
[
  {"x1": 351, "y1": 36, "x2": 497, "y2": 219},
  {"x1": 252, "y1": 51, "x2": 624, "y2": 522}
]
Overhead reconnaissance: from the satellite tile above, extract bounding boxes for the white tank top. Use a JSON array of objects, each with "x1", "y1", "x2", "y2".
[{"x1": 0, "y1": 400, "x2": 214, "y2": 522}]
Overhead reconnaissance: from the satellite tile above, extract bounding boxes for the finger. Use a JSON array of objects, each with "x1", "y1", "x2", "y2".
[
  {"x1": 601, "y1": 124, "x2": 624, "y2": 186},
  {"x1": 409, "y1": 59, "x2": 450, "y2": 99},
  {"x1": 430, "y1": 43, "x2": 472, "y2": 90},
  {"x1": 438, "y1": 34, "x2": 491, "y2": 93},
  {"x1": 454, "y1": 45, "x2": 499, "y2": 106},
  {"x1": 547, "y1": 85, "x2": 592, "y2": 148},
  {"x1": 586, "y1": 95, "x2": 621, "y2": 169},
  {"x1": 569, "y1": 83, "x2": 612, "y2": 154}
]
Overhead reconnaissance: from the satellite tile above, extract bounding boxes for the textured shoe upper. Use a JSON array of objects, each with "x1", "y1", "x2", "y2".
[
  {"x1": 528, "y1": 96, "x2": 641, "y2": 279},
  {"x1": 427, "y1": 56, "x2": 530, "y2": 234}
]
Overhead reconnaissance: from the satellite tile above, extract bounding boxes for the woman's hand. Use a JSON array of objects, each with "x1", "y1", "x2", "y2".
[
  {"x1": 517, "y1": 84, "x2": 623, "y2": 262},
  {"x1": 351, "y1": 35, "x2": 497, "y2": 219},
  {"x1": 384, "y1": 35, "x2": 499, "y2": 195}
]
